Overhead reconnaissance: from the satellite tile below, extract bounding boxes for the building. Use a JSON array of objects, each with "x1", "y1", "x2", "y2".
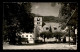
[
  {"x1": 34, "y1": 17, "x2": 43, "y2": 40},
  {"x1": 20, "y1": 32, "x2": 34, "y2": 43},
  {"x1": 34, "y1": 16, "x2": 62, "y2": 40}
]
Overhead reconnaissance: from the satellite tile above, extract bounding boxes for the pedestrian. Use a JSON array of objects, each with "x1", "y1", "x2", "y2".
[{"x1": 63, "y1": 36, "x2": 66, "y2": 43}]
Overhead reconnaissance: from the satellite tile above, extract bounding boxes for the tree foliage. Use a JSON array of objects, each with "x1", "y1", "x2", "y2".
[
  {"x1": 3, "y1": 2, "x2": 34, "y2": 44},
  {"x1": 53, "y1": 31, "x2": 64, "y2": 40},
  {"x1": 59, "y1": 3, "x2": 78, "y2": 30},
  {"x1": 40, "y1": 31, "x2": 52, "y2": 42}
]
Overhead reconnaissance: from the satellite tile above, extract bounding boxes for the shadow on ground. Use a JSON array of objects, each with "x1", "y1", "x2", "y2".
[{"x1": 13, "y1": 41, "x2": 76, "y2": 46}]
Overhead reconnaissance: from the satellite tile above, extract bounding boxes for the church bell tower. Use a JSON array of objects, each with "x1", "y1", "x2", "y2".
[{"x1": 34, "y1": 16, "x2": 42, "y2": 41}]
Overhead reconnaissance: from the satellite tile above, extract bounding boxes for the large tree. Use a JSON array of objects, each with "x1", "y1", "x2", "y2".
[
  {"x1": 60, "y1": 3, "x2": 78, "y2": 28},
  {"x1": 59, "y1": 2, "x2": 78, "y2": 44},
  {"x1": 3, "y1": 2, "x2": 34, "y2": 44}
]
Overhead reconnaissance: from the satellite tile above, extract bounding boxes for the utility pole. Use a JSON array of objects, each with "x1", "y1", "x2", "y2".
[{"x1": 69, "y1": 25, "x2": 71, "y2": 46}]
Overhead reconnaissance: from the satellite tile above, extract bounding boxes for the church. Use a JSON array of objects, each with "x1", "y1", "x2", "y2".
[
  {"x1": 34, "y1": 16, "x2": 62, "y2": 40},
  {"x1": 34, "y1": 16, "x2": 62, "y2": 32}
]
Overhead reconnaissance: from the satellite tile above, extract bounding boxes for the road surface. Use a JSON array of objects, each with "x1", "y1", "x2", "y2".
[{"x1": 3, "y1": 42, "x2": 77, "y2": 50}]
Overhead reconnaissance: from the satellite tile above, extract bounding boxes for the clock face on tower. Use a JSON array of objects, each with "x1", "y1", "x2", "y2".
[{"x1": 37, "y1": 18, "x2": 40, "y2": 21}]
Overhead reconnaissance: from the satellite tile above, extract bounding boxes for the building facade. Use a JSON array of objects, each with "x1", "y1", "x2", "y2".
[{"x1": 20, "y1": 32, "x2": 34, "y2": 43}]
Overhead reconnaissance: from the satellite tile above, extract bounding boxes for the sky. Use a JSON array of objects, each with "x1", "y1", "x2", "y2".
[{"x1": 31, "y1": 2, "x2": 61, "y2": 17}]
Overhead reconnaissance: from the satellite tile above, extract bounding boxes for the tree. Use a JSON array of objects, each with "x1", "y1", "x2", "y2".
[
  {"x1": 59, "y1": 2, "x2": 78, "y2": 27},
  {"x1": 64, "y1": 3, "x2": 78, "y2": 44},
  {"x1": 18, "y1": 2, "x2": 34, "y2": 32},
  {"x1": 40, "y1": 32, "x2": 47, "y2": 42},
  {"x1": 40, "y1": 31, "x2": 52, "y2": 42},
  {"x1": 53, "y1": 31, "x2": 63, "y2": 42},
  {"x1": 59, "y1": 3, "x2": 78, "y2": 44},
  {"x1": 61, "y1": 23, "x2": 66, "y2": 30},
  {"x1": 3, "y1": 3, "x2": 21, "y2": 44},
  {"x1": 3, "y1": 20, "x2": 8, "y2": 42},
  {"x1": 49, "y1": 25, "x2": 52, "y2": 32},
  {"x1": 3, "y1": 2, "x2": 34, "y2": 44}
]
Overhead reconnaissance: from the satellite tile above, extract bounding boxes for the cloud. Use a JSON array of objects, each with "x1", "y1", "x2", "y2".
[{"x1": 31, "y1": 2, "x2": 61, "y2": 17}]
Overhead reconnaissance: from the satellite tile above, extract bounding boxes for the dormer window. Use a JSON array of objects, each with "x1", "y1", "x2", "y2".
[
  {"x1": 46, "y1": 27, "x2": 49, "y2": 30},
  {"x1": 54, "y1": 27, "x2": 57, "y2": 30}
]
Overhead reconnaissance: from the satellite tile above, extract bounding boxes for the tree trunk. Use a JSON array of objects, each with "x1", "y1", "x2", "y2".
[
  {"x1": 44, "y1": 36, "x2": 45, "y2": 42},
  {"x1": 58, "y1": 37, "x2": 61, "y2": 42},
  {"x1": 63, "y1": 36, "x2": 66, "y2": 43}
]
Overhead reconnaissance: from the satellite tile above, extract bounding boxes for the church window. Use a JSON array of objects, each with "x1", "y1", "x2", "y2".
[
  {"x1": 37, "y1": 22, "x2": 40, "y2": 24},
  {"x1": 46, "y1": 27, "x2": 49, "y2": 30}
]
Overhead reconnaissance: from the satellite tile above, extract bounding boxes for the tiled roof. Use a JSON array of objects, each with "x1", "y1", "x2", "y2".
[
  {"x1": 44, "y1": 22, "x2": 61, "y2": 27},
  {"x1": 42, "y1": 16, "x2": 62, "y2": 23}
]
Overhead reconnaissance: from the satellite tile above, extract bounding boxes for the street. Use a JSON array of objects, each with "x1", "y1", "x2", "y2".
[{"x1": 3, "y1": 42, "x2": 77, "y2": 50}]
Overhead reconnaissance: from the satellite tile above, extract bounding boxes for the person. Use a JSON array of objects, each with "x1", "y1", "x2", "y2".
[{"x1": 63, "y1": 36, "x2": 66, "y2": 43}]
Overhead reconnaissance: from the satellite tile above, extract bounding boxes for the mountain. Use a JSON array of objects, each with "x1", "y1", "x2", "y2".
[
  {"x1": 31, "y1": 13, "x2": 63, "y2": 23},
  {"x1": 42, "y1": 16, "x2": 63, "y2": 23}
]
